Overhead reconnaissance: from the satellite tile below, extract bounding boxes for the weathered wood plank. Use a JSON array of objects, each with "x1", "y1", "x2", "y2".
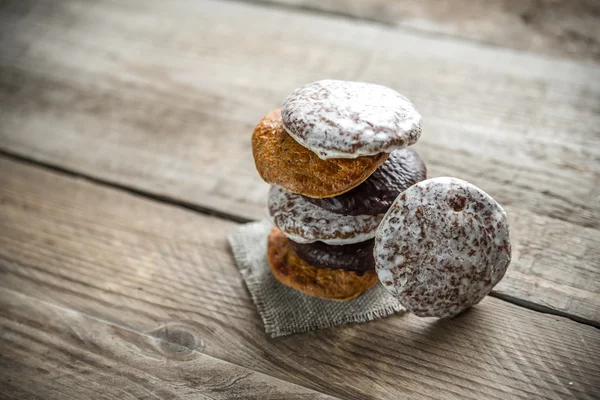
[
  {"x1": 0, "y1": 0, "x2": 599, "y2": 323},
  {"x1": 1, "y1": 157, "x2": 599, "y2": 400},
  {"x1": 0, "y1": 0, "x2": 599, "y2": 226},
  {"x1": 0, "y1": 288, "x2": 336, "y2": 400},
  {"x1": 262, "y1": 0, "x2": 600, "y2": 63}
]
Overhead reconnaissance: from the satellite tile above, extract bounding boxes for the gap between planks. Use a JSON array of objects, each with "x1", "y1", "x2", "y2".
[
  {"x1": 220, "y1": 0, "x2": 517, "y2": 51},
  {"x1": 2, "y1": 152, "x2": 599, "y2": 399},
  {"x1": 0, "y1": 148, "x2": 250, "y2": 224},
  {"x1": 0, "y1": 0, "x2": 597, "y2": 323},
  {"x1": 221, "y1": 0, "x2": 599, "y2": 62},
  {"x1": 221, "y1": 0, "x2": 396, "y2": 27},
  {"x1": 1, "y1": 150, "x2": 597, "y2": 330}
]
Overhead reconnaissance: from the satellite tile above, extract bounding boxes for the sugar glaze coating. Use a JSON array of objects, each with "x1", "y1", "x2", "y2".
[
  {"x1": 281, "y1": 80, "x2": 422, "y2": 159},
  {"x1": 374, "y1": 177, "x2": 511, "y2": 318},
  {"x1": 268, "y1": 185, "x2": 383, "y2": 245}
]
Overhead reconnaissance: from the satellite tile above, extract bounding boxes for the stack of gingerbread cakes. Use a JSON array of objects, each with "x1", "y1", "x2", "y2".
[{"x1": 252, "y1": 80, "x2": 427, "y2": 301}]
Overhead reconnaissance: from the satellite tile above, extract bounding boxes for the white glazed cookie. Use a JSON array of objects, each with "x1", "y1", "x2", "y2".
[
  {"x1": 374, "y1": 177, "x2": 511, "y2": 318},
  {"x1": 281, "y1": 80, "x2": 422, "y2": 159},
  {"x1": 268, "y1": 185, "x2": 383, "y2": 245}
]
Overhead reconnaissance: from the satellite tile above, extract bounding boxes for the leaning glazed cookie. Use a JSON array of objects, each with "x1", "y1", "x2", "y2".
[
  {"x1": 281, "y1": 80, "x2": 422, "y2": 159},
  {"x1": 374, "y1": 177, "x2": 511, "y2": 318},
  {"x1": 268, "y1": 185, "x2": 383, "y2": 244},
  {"x1": 303, "y1": 148, "x2": 427, "y2": 216},
  {"x1": 252, "y1": 109, "x2": 388, "y2": 198},
  {"x1": 268, "y1": 228, "x2": 379, "y2": 301}
]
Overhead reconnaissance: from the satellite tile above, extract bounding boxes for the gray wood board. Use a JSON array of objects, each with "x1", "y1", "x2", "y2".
[
  {"x1": 0, "y1": 0, "x2": 599, "y2": 323},
  {"x1": 259, "y1": 0, "x2": 600, "y2": 62},
  {"x1": 1, "y1": 156, "x2": 599, "y2": 399}
]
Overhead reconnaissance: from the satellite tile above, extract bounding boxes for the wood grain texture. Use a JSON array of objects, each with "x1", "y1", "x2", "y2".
[
  {"x1": 0, "y1": 289, "x2": 336, "y2": 400},
  {"x1": 0, "y1": 0, "x2": 599, "y2": 323},
  {"x1": 1, "y1": 157, "x2": 600, "y2": 400},
  {"x1": 263, "y1": 0, "x2": 600, "y2": 63}
]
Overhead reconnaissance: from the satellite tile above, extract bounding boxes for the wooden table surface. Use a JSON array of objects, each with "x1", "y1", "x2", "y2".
[{"x1": 1, "y1": 0, "x2": 599, "y2": 399}]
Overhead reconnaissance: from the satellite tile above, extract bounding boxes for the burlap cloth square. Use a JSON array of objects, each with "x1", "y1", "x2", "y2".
[{"x1": 228, "y1": 220, "x2": 404, "y2": 337}]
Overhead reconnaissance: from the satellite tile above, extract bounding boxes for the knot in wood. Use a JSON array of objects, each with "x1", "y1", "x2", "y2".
[{"x1": 151, "y1": 326, "x2": 196, "y2": 355}]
